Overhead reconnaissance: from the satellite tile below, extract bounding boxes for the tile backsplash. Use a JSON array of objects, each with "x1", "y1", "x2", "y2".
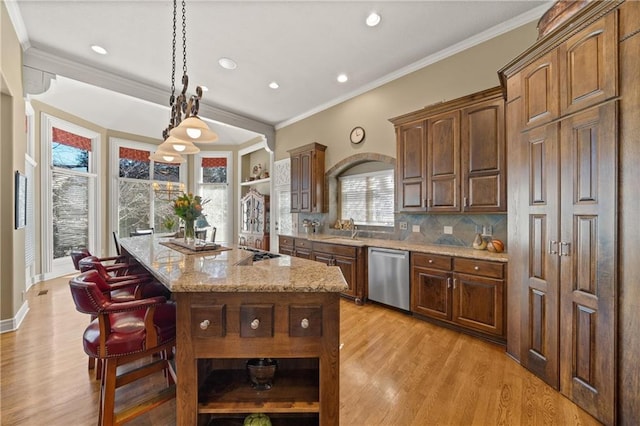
[{"x1": 297, "y1": 213, "x2": 507, "y2": 250}]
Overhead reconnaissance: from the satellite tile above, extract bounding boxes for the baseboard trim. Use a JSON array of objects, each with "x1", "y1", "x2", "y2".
[{"x1": 0, "y1": 300, "x2": 30, "y2": 334}]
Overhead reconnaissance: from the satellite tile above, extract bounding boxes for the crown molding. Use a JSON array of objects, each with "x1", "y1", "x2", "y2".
[
  {"x1": 275, "y1": 3, "x2": 551, "y2": 130},
  {"x1": 22, "y1": 47, "x2": 275, "y2": 142}
]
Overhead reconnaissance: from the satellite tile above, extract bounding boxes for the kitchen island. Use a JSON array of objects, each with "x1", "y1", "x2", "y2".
[{"x1": 119, "y1": 236, "x2": 347, "y2": 426}]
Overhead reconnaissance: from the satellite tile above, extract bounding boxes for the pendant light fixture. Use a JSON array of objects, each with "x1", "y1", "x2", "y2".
[
  {"x1": 149, "y1": 145, "x2": 186, "y2": 164},
  {"x1": 160, "y1": 135, "x2": 201, "y2": 154},
  {"x1": 151, "y1": 0, "x2": 217, "y2": 164},
  {"x1": 168, "y1": 0, "x2": 218, "y2": 143}
]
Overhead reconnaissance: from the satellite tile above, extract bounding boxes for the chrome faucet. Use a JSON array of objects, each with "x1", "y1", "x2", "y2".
[{"x1": 349, "y1": 218, "x2": 358, "y2": 239}]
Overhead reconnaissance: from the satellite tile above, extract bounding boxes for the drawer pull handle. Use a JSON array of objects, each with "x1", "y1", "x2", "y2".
[
  {"x1": 301, "y1": 318, "x2": 310, "y2": 329},
  {"x1": 251, "y1": 319, "x2": 260, "y2": 330},
  {"x1": 447, "y1": 277, "x2": 452, "y2": 289},
  {"x1": 200, "y1": 320, "x2": 210, "y2": 330},
  {"x1": 474, "y1": 266, "x2": 480, "y2": 271}
]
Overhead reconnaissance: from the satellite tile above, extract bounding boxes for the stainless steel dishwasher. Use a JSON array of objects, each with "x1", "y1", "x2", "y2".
[{"x1": 367, "y1": 247, "x2": 410, "y2": 311}]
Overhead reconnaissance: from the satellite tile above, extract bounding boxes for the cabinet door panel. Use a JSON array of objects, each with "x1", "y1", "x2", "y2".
[
  {"x1": 411, "y1": 267, "x2": 451, "y2": 320},
  {"x1": 427, "y1": 111, "x2": 460, "y2": 211},
  {"x1": 522, "y1": 51, "x2": 559, "y2": 128},
  {"x1": 559, "y1": 103, "x2": 616, "y2": 425},
  {"x1": 397, "y1": 122, "x2": 426, "y2": 211},
  {"x1": 333, "y1": 255, "x2": 357, "y2": 298},
  {"x1": 559, "y1": 14, "x2": 617, "y2": 115},
  {"x1": 462, "y1": 98, "x2": 506, "y2": 211},
  {"x1": 299, "y1": 151, "x2": 312, "y2": 212},
  {"x1": 290, "y1": 155, "x2": 300, "y2": 211},
  {"x1": 452, "y1": 273, "x2": 504, "y2": 337},
  {"x1": 521, "y1": 123, "x2": 561, "y2": 389}
]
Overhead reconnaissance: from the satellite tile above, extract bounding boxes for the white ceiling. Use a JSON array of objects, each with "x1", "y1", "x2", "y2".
[{"x1": 9, "y1": 0, "x2": 551, "y2": 145}]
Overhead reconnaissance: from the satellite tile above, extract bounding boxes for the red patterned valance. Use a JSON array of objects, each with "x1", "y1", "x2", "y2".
[
  {"x1": 202, "y1": 157, "x2": 227, "y2": 168},
  {"x1": 119, "y1": 147, "x2": 150, "y2": 162},
  {"x1": 52, "y1": 127, "x2": 92, "y2": 151}
]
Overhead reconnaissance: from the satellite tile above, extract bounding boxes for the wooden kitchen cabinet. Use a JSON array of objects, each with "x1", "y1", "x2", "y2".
[
  {"x1": 411, "y1": 252, "x2": 505, "y2": 343},
  {"x1": 390, "y1": 87, "x2": 506, "y2": 213},
  {"x1": 461, "y1": 96, "x2": 505, "y2": 211},
  {"x1": 288, "y1": 143, "x2": 327, "y2": 213},
  {"x1": 396, "y1": 120, "x2": 427, "y2": 211},
  {"x1": 452, "y1": 258, "x2": 505, "y2": 338},
  {"x1": 411, "y1": 253, "x2": 453, "y2": 321},
  {"x1": 175, "y1": 291, "x2": 340, "y2": 425},
  {"x1": 278, "y1": 235, "x2": 312, "y2": 259},
  {"x1": 499, "y1": 2, "x2": 625, "y2": 423},
  {"x1": 278, "y1": 236, "x2": 366, "y2": 304},
  {"x1": 427, "y1": 110, "x2": 460, "y2": 212},
  {"x1": 311, "y1": 241, "x2": 365, "y2": 304}
]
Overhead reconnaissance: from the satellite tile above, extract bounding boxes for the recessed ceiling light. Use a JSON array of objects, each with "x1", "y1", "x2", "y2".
[
  {"x1": 269, "y1": 82, "x2": 279, "y2": 89},
  {"x1": 91, "y1": 45, "x2": 108, "y2": 55},
  {"x1": 337, "y1": 73, "x2": 348, "y2": 83},
  {"x1": 366, "y1": 12, "x2": 381, "y2": 27},
  {"x1": 218, "y1": 57, "x2": 237, "y2": 70}
]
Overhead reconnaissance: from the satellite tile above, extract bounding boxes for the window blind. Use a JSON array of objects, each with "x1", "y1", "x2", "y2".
[{"x1": 339, "y1": 170, "x2": 394, "y2": 227}]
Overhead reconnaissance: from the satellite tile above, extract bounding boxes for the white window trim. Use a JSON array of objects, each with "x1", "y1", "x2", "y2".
[
  {"x1": 109, "y1": 137, "x2": 186, "y2": 252},
  {"x1": 193, "y1": 150, "x2": 233, "y2": 245},
  {"x1": 41, "y1": 113, "x2": 101, "y2": 279}
]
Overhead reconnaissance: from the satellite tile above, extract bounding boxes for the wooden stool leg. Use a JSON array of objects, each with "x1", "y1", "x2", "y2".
[
  {"x1": 100, "y1": 359, "x2": 118, "y2": 426},
  {"x1": 95, "y1": 358, "x2": 103, "y2": 380}
]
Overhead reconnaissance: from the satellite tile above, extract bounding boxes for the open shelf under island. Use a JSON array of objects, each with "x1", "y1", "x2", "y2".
[{"x1": 118, "y1": 236, "x2": 347, "y2": 426}]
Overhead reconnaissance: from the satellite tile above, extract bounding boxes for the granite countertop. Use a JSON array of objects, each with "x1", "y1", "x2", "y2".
[
  {"x1": 118, "y1": 236, "x2": 348, "y2": 293},
  {"x1": 280, "y1": 232, "x2": 509, "y2": 262}
]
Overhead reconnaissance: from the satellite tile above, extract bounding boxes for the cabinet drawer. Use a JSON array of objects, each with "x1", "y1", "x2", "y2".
[
  {"x1": 295, "y1": 238, "x2": 313, "y2": 249},
  {"x1": 279, "y1": 235, "x2": 294, "y2": 248},
  {"x1": 412, "y1": 253, "x2": 452, "y2": 270},
  {"x1": 191, "y1": 305, "x2": 226, "y2": 338},
  {"x1": 240, "y1": 304, "x2": 274, "y2": 338},
  {"x1": 453, "y1": 258, "x2": 504, "y2": 279},
  {"x1": 313, "y1": 241, "x2": 357, "y2": 258},
  {"x1": 289, "y1": 305, "x2": 322, "y2": 337}
]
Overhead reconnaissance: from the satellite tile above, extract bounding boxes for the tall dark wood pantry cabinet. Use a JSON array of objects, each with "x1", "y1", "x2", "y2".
[
  {"x1": 499, "y1": 1, "x2": 640, "y2": 424},
  {"x1": 288, "y1": 143, "x2": 327, "y2": 213}
]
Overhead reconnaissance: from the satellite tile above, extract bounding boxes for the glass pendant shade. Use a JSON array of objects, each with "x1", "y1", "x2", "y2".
[
  {"x1": 170, "y1": 116, "x2": 219, "y2": 143},
  {"x1": 161, "y1": 136, "x2": 200, "y2": 154},
  {"x1": 149, "y1": 148, "x2": 186, "y2": 164}
]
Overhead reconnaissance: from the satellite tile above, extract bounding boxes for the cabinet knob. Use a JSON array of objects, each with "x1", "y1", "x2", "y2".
[
  {"x1": 301, "y1": 318, "x2": 310, "y2": 329},
  {"x1": 251, "y1": 318, "x2": 260, "y2": 330},
  {"x1": 200, "y1": 319, "x2": 210, "y2": 330},
  {"x1": 474, "y1": 266, "x2": 480, "y2": 271},
  {"x1": 428, "y1": 259, "x2": 433, "y2": 264}
]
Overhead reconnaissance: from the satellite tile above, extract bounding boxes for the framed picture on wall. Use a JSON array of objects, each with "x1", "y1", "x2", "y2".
[{"x1": 15, "y1": 171, "x2": 27, "y2": 229}]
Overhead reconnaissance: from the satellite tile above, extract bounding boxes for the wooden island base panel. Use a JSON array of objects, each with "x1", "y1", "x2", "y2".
[{"x1": 118, "y1": 236, "x2": 347, "y2": 425}]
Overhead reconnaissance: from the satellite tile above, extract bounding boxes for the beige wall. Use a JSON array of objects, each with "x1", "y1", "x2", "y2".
[
  {"x1": 275, "y1": 21, "x2": 538, "y2": 170},
  {"x1": 1, "y1": 1, "x2": 27, "y2": 321}
]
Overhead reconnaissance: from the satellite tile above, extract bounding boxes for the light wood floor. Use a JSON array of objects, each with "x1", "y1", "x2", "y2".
[{"x1": 1, "y1": 275, "x2": 600, "y2": 425}]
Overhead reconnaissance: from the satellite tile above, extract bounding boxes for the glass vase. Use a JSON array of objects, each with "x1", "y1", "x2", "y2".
[{"x1": 184, "y1": 218, "x2": 195, "y2": 244}]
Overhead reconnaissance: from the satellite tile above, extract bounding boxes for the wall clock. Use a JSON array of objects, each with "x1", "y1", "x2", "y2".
[{"x1": 350, "y1": 126, "x2": 365, "y2": 144}]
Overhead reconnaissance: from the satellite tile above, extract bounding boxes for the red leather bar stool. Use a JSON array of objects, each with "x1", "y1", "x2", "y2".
[
  {"x1": 70, "y1": 248, "x2": 129, "y2": 275},
  {"x1": 78, "y1": 254, "x2": 147, "y2": 278},
  {"x1": 69, "y1": 270, "x2": 176, "y2": 426},
  {"x1": 77, "y1": 257, "x2": 171, "y2": 380}
]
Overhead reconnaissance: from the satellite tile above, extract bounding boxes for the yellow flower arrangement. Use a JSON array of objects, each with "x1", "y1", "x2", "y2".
[{"x1": 173, "y1": 192, "x2": 207, "y2": 221}]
